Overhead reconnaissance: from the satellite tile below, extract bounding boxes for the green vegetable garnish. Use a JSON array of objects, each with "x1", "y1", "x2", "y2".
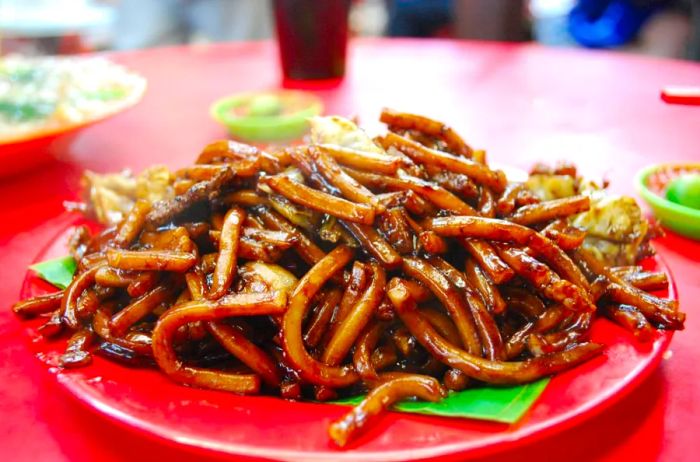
[
  {"x1": 333, "y1": 378, "x2": 549, "y2": 424},
  {"x1": 83, "y1": 87, "x2": 128, "y2": 101},
  {"x1": 0, "y1": 100, "x2": 55, "y2": 122},
  {"x1": 2, "y1": 66, "x2": 40, "y2": 83},
  {"x1": 29, "y1": 256, "x2": 77, "y2": 289}
]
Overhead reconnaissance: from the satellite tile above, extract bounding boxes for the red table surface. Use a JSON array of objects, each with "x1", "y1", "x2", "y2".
[{"x1": 1, "y1": 39, "x2": 698, "y2": 461}]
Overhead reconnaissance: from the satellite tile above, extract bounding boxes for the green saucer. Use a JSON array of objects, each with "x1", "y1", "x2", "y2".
[
  {"x1": 635, "y1": 163, "x2": 700, "y2": 240},
  {"x1": 210, "y1": 90, "x2": 323, "y2": 142}
]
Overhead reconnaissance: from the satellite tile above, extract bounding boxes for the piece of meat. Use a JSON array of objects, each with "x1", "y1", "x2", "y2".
[{"x1": 146, "y1": 167, "x2": 235, "y2": 228}]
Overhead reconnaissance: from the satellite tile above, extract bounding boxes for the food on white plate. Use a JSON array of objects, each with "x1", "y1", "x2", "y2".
[{"x1": 0, "y1": 55, "x2": 146, "y2": 143}]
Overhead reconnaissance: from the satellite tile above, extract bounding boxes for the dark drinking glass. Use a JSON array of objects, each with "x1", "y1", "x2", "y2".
[{"x1": 273, "y1": 0, "x2": 351, "y2": 86}]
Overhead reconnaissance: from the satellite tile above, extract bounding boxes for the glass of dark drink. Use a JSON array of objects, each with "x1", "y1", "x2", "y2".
[{"x1": 273, "y1": 0, "x2": 351, "y2": 87}]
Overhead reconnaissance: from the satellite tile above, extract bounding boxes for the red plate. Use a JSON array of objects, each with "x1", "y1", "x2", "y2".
[{"x1": 18, "y1": 218, "x2": 675, "y2": 461}]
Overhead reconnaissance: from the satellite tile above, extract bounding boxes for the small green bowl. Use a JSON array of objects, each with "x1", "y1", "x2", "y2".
[
  {"x1": 635, "y1": 163, "x2": 700, "y2": 240},
  {"x1": 210, "y1": 90, "x2": 323, "y2": 143}
]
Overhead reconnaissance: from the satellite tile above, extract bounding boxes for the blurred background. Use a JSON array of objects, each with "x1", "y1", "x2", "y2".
[{"x1": 0, "y1": 0, "x2": 698, "y2": 60}]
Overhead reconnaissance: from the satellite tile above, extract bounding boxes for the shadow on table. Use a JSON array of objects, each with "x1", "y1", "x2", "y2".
[{"x1": 38, "y1": 365, "x2": 666, "y2": 462}]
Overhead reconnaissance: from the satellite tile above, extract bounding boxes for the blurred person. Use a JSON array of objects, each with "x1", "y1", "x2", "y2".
[
  {"x1": 384, "y1": 1, "x2": 530, "y2": 41},
  {"x1": 569, "y1": 0, "x2": 700, "y2": 60},
  {"x1": 569, "y1": 0, "x2": 696, "y2": 59},
  {"x1": 633, "y1": 1, "x2": 694, "y2": 58},
  {"x1": 452, "y1": 0, "x2": 698, "y2": 60},
  {"x1": 112, "y1": 0, "x2": 272, "y2": 50},
  {"x1": 384, "y1": 0, "x2": 527, "y2": 40},
  {"x1": 530, "y1": 0, "x2": 695, "y2": 54},
  {"x1": 385, "y1": 0, "x2": 453, "y2": 37},
  {"x1": 453, "y1": 0, "x2": 529, "y2": 41},
  {"x1": 690, "y1": 0, "x2": 700, "y2": 58}
]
